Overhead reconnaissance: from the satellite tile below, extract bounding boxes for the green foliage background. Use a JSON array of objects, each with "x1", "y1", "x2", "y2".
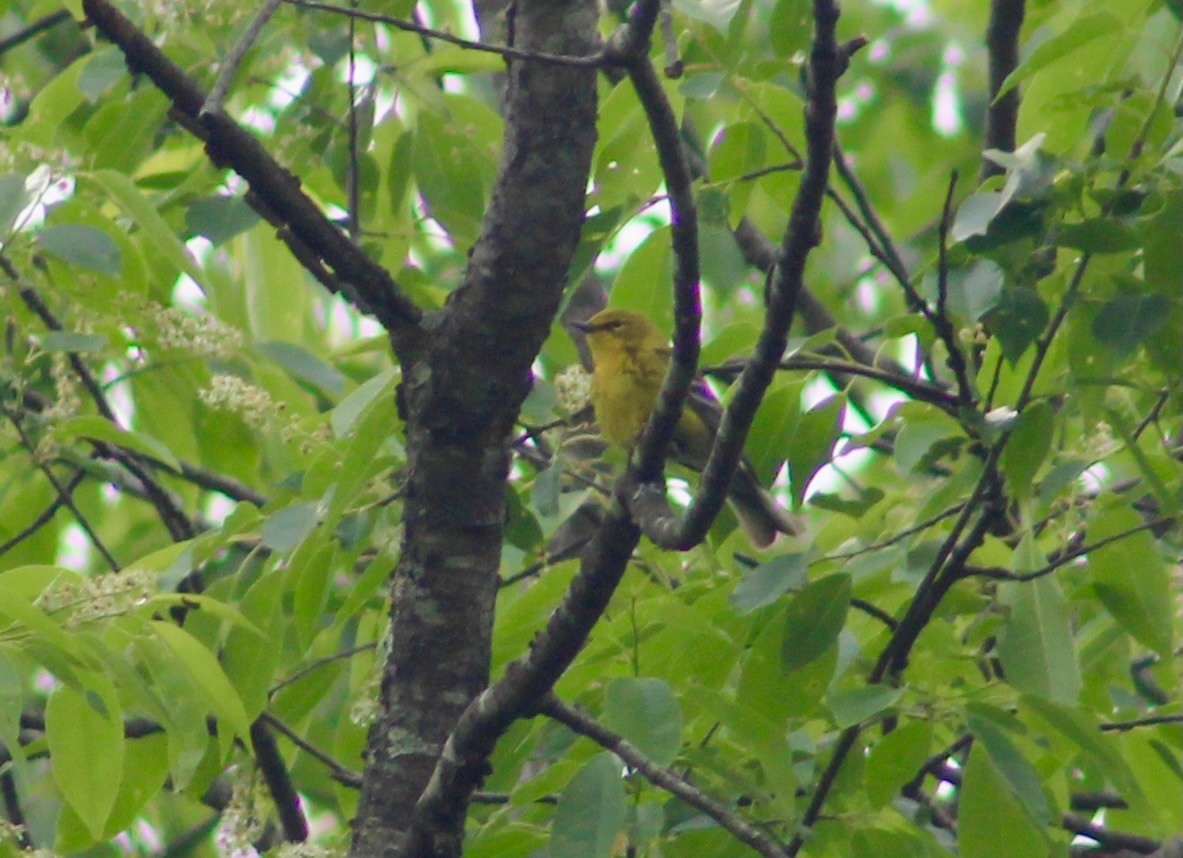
[{"x1": 0, "y1": 0, "x2": 1180, "y2": 856}]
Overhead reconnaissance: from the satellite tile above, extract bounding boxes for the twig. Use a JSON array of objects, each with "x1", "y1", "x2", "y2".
[
  {"x1": 346, "y1": 2, "x2": 361, "y2": 240},
  {"x1": 0, "y1": 9, "x2": 71, "y2": 56},
  {"x1": 935, "y1": 170, "x2": 975, "y2": 406},
  {"x1": 541, "y1": 696, "x2": 790, "y2": 858},
  {"x1": 0, "y1": 769, "x2": 32, "y2": 849},
  {"x1": 281, "y1": 0, "x2": 603, "y2": 68},
  {"x1": 249, "y1": 718, "x2": 309, "y2": 842},
  {"x1": 260, "y1": 712, "x2": 361, "y2": 788},
  {"x1": 268, "y1": 643, "x2": 375, "y2": 698},
  {"x1": 82, "y1": 0, "x2": 422, "y2": 333},
  {"x1": 1062, "y1": 812, "x2": 1160, "y2": 854},
  {"x1": 704, "y1": 354, "x2": 958, "y2": 411},
  {"x1": 658, "y1": 0, "x2": 682, "y2": 78},
  {"x1": 821, "y1": 504, "x2": 966, "y2": 561},
  {"x1": 200, "y1": 0, "x2": 284, "y2": 116},
  {"x1": 964, "y1": 518, "x2": 1175, "y2": 582},
  {"x1": 1, "y1": 406, "x2": 121, "y2": 570},
  {"x1": 1099, "y1": 713, "x2": 1183, "y2": 732},
  {"x1": 8, "y1": 272, "x2": 196, "y2": 540},
  {"x1": 0, "y1": 467, "x2": 86, "y2": 557}
]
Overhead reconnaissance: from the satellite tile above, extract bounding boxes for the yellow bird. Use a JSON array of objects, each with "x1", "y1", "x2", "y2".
[{"x1": 572, "y1": 308, "x2": 800, "y2": 546}]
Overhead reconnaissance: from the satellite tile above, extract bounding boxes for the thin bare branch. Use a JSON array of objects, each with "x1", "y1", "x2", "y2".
[
  {"x1": 282, "y1": 0, "x2": 603, "y2": 67},
  {"x1": 200, "y1": 0, "x2": 284, "y2": 115},
  {"x1": 542, "y1": 696, "x2": 791, "y2": 858}
]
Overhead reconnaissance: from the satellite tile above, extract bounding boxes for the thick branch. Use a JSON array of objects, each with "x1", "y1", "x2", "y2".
[
  {"x1": 980, "y1": 0, "x2": 1026, "y2": 180},
  {"x1": 81, "y1": 0, "x2": 421, "y2": 334},
  {"x1": 249, "y1": 719, "x2": 309, "y2": 843}
]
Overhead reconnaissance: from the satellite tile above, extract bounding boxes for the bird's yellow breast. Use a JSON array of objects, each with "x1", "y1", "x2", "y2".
[{"x1": 590, "y1": 342, "x2": 665, "y2": 449}]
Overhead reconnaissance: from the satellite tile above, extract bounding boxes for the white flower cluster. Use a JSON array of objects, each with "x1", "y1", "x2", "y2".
[
  {"x1": 215, "y1": 767, "x2": 271, "y2": 858},
  {"x1": 957, "y1": 323, "x2": 990, "y2": 346},
  {"x1": 35, "y1": 568, "x2": 154, "y2": 627},
  {"x1": 199, "y1": 374, "x2": 281, "y2": 429},
  {"x1": 144, "y1": 301, "x2": 243, "y2": 359},
  {"x1": 133, "y1": 0, "x2": 253, "y2": 31},
  {"x1": 276, "y1": 844, "x2": 339, "y2": 858},
  {"x1": 39, "y1": 354, "x2": 81, "y2": 423},
  {"x1": 554, "y1": 364, "x2": 593, "y2": 415}
]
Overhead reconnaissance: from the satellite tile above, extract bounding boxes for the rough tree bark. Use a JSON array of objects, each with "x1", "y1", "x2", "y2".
[{"x1": 349, "y1": 1, "x2": 601, "y2": 855}]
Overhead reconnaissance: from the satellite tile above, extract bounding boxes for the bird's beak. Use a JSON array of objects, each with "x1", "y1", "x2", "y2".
[{"x1": 570, "y1": 319, "x2": 596, "y2": 334}]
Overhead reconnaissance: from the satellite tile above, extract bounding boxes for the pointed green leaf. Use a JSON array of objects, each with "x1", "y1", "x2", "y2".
[
  {"x1": 550, "y1": 752, "x2": 627, "y2": 858},
  {"x1": 781, "y1": 574, "x2": 850, "y2": 675},
  {"x1": 47, "y1": 681, "x2": 124, "y2": 839},
  {"x1": 603, "y1": 678, "x2": 683, "y2": 767}
]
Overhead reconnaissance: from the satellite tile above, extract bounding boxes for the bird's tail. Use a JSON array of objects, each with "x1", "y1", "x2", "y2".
[{"x1": 728, "y1": 464, "x2": 803, "y2": 547}]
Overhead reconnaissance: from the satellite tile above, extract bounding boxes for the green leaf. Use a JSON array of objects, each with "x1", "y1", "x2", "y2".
[
  {"x1": 257, "y1": 340, "x2": 345, "y2": 396},
  {"x1": 85, "y1": 170, "x2": 207, "y2": 291},
  {"x1": 674, "y1": 0, "x2": 743, "y2": 32},
  {"x1": 825, "y1": 685, "x2": 902, "y2": 729},
  {"x1": 550, "y1": 753, "x2": 627, "y2": 858},
  {"x1": 967, "y1": 708, "x2": 1052, "y2": 824},
  {"x1": 185, "y1": 195, "x2": 261, "y2": 244},
  {"x1": 260, "y1": 501, "x2": 321, "y2": 553},
  {"x1": 893, "y1": 402, "x2": 964, "y2": 473},
  {"x1": 0, "y1": 172, "x2": 30, "y2": 236},
  {"x1": 1055, "y1": 219, "x2": 1140, "y2": 253},
  {"x1": 996, "y1": 562, "x2": 1081, "y2": 703},
  {"x1": 533, "y1": 463, "x2": 562, "y2": 519},
  {"x1": 959, "y1": 743, "x2": 1050, "y2": 858},
  {"x1": 1020, "y1": 695, "x2": 1141, "y2": 799},
  {"x1": 781, "y1": 574, "x2": 850, "y2": 675},
  {"x1": 603, "y1": 678, "x2": 683, "y2": 767},
  {"x1": 609, "y1": 226, "x2": 674, "y2": 333},
  {"x1": 865, "y1": 722, "x2": 932, "y2": 808},
  {"x1": 78, "y1": 49, "x2": 128, "y2": 102},
  {"x1": 787, "y1": 395, "x2": 844, "y2": 506},
  {"x1": 997, "y1": 11, "x2": 1120, "y2": 99},
  {"x1": 947, "y1": 260, "x2": 1004, "y2": 321},
  {"x1": 41, "y1": 331, "x2": 108, "y2": 353},
  {"x1": 413, "y1": 108, "x2": 490, "y2": 243},
  {"x1": 221, "y1": 570, "x2": 285, "y2": 718},
  {"x1": 37, "y1": 223, "x2": 122, "y2": 275},
  {"x1": 1000, "y1": 402, "x2": 1054, "y2": 499},
  {"x1": 324, "y1": 382, "x2": 399, "y2": 525},
  {"x1": 769, "y1": 0, "x2": 811, "y2": 57},
  {"x1": 53, "y1": 415, "x2": 181, "y2": 473},
  {"x1": 143, "y1": 594, "x2": 263, "y2": 637},
  {"x1": 952, "y1": 192, "x2": 1004, "y2": 242},
  {"x1": 150, "y1": 621, "x2": 251, "y2": 740},
  {"x1": 986, "y1": 287, "x2": 1049, "y2": 363},
  {"x1": 1091, "y1": 292, "x2": 1170, "y2": 355},
  {"x1": 331, "y1": 368, "x2": 398, "y2": 437},
  {"x1": 1088, "y1": 506, "x2": 1173, "y2": 656},
  {"x1": 730, "y1": 552, "x2": 808, "y2": 613},
  {"x1": 47, "y1": 680, "x2": 124, "y2": 839},
  {"x1": 746, "y1": 379, "x2": 804, "y2": 485}
]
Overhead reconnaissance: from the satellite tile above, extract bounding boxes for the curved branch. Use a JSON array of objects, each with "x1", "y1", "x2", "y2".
[{"x1": 679, "y1": 0, "x2": 846, "y2": 549}]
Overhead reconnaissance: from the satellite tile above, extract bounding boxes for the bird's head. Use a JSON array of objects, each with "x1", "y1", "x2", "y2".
[{"x1": 571, "y1": 309, "x2": 661, "y2": 352}]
